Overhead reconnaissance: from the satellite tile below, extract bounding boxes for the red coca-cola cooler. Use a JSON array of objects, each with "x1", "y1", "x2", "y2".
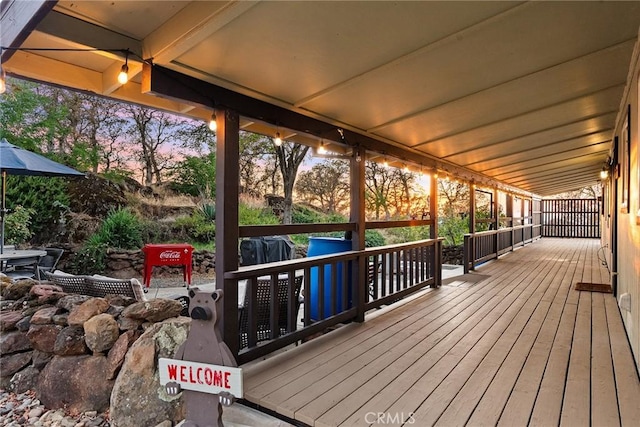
[{"x1": 142, "y1": 243, "x2": 194, "y2": 289}]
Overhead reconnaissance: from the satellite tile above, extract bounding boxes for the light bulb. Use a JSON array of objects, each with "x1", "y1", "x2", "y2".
[
  {"x1": 274, "y1": 132, "x2": 282, "y2": 146},
  {"x1": 317, "y1": 141, "x2": 327, "y2": 154},
  {"x1": 208, "y1": 113, "x2": 217, "y2": 131},
  {"x1": 600, "y1": 168, "x2": 609, "y2": 180},
  {"x1": 117, "y1": 63, "x2": 129, "y2": 84}
]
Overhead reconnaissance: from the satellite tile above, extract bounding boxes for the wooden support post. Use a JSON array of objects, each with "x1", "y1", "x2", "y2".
[
  {"x1": 430, "y1": 172, "x2": 438, "y2": 239},
  {"x1": 351, "y1": 147, "x2": 366, "y2": 323},
  {"x1": 214, "y1": 107, "x2": 240, "y2": 357},
  {"x1": 493, "y1": 187, "x2": 500, "y2": 254},
  {"x1": 469, "y1": 183, "x2": 476, "y2": 264}
]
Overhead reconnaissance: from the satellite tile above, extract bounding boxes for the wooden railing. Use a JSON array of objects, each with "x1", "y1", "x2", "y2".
[
  {"x1": 463, "y1": 224, "x2": 541, "y2": 273},
  {"x1": 224, "y1": 238, "x2": 442, "y2": 364}
]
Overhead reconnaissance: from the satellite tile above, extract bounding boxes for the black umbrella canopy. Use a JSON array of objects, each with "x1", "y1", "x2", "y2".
[
  {"x1": 0, "y1": 138, "x2": 85, "y2": 253},
  {"x1": 0, "y1": 138, "x2": 86, "y2": 177}
]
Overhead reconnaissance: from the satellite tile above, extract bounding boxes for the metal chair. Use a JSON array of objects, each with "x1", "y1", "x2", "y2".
[
  {"x1": 4, "y1": 255, "x2": 41, "y2": 280},
  {"x1": 238, "y1": 275, "x2": 304, "y2": 349},
  {"x1": 36, "y1": 248, "x2": 64, "y2": 278}
]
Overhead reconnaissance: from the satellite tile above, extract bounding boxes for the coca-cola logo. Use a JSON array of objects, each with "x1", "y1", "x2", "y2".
[{"x1": 159, "y1": 250, "x2": 182, "y2": 260}]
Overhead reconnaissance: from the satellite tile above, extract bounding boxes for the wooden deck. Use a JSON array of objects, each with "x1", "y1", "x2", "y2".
[{"x1": 241, "y1": 238, "x2": 640, "y2": 426}]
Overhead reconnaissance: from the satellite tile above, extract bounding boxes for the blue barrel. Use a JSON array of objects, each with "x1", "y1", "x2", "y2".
[{"x1": 308, "y1": 237, "x2": 353, "y2": 320}]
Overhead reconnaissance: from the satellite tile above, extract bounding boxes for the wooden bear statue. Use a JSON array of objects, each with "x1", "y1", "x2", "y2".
[{"x1": 166, "y1": 288, "x2": 237, "y2": 427}]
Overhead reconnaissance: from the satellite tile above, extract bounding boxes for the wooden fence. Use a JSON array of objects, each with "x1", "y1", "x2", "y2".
[{"x1": 541, "y1": 199, "x2": 600, "y2": 238}]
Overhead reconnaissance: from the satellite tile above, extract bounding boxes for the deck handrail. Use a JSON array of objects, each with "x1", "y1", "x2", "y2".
[
  {"x1": 463, "y1": 224, "x2": 541, "y2": 273},
  {"x1": 224, "y1": 238, "x2": 442, "y2": 364}
]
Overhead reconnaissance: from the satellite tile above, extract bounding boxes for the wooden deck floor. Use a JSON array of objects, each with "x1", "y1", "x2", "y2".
[{"x1": 242, "y1": 238, "x2": 640, "y2": 427}]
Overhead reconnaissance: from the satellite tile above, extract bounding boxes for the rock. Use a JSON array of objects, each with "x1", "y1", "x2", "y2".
[
  {"x1": 83, "y1": 314, "x2": 119, "y2": 353},
  {"x1": 57, "y1": 294, "x2": 92, "y2": 312},
  {"x1": 53, "y1": 313, "x2": 69, "y2": 326},
  {"x1": 11, "y1": 366, "x2": 40, "y2": 393},
  {"x1": 105, "y1": 295, "x2": 136, "y2": 307},
  {"x1": 2, "y1": 280, "x2": 34, "y2": 300},
  {"x1": 0, "y1": 330, "x2": 32, "y2": 354},
  {"x1": 54, "y1": 325, "x2": 88, "y2": 356},
  {"x1": 121, "y1": 299, "x2": 183, "y2": 323},
  {"x1": 0, "y1": 310, "x2": 23, "y2": 331},
  {"x1": 37, "y1": 355, "x2": 115, "y2": 415},
  {"x1": 106, "y1": 330, "x2": 139, "y2": 380},
  {"x1": 109, "y1": 317, "x2": 190, "y2": 427},
  {"x1": 117, "y1": 315, "x2": 143, "y2": 331},
  {"x1": 154, "y1": 421, "x2": 173, "y2": 427},
  {"x1": 15, "y1": 315, "x2": 32, "y2": 332},
  {"x1": 32, "y1": 350, "x2": 53, "y2": 369},
  {"x1": 30, "y1": 306, "x2": 62, "y2": 325},
  {"x1": 0, "y1": 351, "x2": 32, "y2": 376},
  {"x1": 67, "y1": 298, "x2": 110, "y2": 326},
  {"x1": 30, "y1": 283, "x2": 64, "y2": 296},
  {"x1": 26, "y1": 324, "x2": 63, "y2": 353}
]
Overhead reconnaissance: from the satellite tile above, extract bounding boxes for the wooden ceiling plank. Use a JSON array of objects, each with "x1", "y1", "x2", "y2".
[{"x1": 143, "y1": 1, "x2": 259, "y2": 64}]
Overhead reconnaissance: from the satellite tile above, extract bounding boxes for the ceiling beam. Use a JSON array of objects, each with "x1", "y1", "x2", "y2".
[
  {"x1": 36, "y1": 10, "x2": 142, "y2": 58},
  {"x1": 142, "y1": 63, "x2": 536, "y2": 198},
  {"x1": 1, "y1": 0, "x2": 54, "y2": 62}
]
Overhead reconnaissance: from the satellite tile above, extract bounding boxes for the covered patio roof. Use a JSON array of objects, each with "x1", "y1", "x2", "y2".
[{"x1": 2, "y1": 1, "x2": 640, "y2": 196}]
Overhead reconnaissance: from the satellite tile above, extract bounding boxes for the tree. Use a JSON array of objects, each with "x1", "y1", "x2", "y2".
[
  {"x1": 273, "y1": 141, "x2": 310, "y2": 224},
  {"x1": 438, "y1": 179, "x2": 470, "y2": 245},
  {"x1": 126, "y1": 106, "x2": 187, "y2": 184},
  {"x1": 296, "y1": 160, "x2": 349, "y2": 214}
]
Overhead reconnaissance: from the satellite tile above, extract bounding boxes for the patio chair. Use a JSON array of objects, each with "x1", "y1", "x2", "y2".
[
  {"x1": 36, "y1": 248, "x2": 64, "y2": 277},
  {"x1": 239, "y1": 274, "x2": 304, "y2": 349},
  {"x1": 4, "y1": 255, "x2": 41, "y2": 280}
]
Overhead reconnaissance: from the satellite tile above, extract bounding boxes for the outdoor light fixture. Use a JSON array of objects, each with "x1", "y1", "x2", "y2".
[
  {"x1": 317, "y1": 140, "x2": 327, "y2": 155},
  {"x1": 403, "y1": 164, "x2": 410, "y2": 173},
  {"x1": 600, "y1": 167, "x2": 609, "y2": 180},
  {"x1": 117, "y1": 50, "x2": 130, "y2": 85},
  {"x1": 208, "y1": 113, "x2": 217, "y2": 131},
  {"x1": 273, "y1": 132, "x2": 282, "y2": 146}
]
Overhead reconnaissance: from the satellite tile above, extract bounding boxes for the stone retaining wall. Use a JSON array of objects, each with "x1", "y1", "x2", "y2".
[
  {"x1": 442, "y1": 245, "x2": 464, "y2": 265},
  {"x1": 0, "y1": 278, "x2": 189, "y2": 426}
]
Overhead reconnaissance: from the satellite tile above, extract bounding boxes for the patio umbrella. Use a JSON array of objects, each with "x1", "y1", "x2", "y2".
[{"x1": 0, "y1": 138, "x2": 85, "y2": 253}]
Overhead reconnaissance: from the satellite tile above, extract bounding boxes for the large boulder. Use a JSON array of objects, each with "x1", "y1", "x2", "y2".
[
  {"x1": 121, "y1": 299, "x2": 184, "y2": 323},
  {"x1": 84, "y1": 313, "x2": 119, "y2": 353},
  {"x1": 109, "y1": 317, "x2": 190, "y2": 427},
  {"x1": 37, "y1": 355, "x2": 115, "y2": 415}
]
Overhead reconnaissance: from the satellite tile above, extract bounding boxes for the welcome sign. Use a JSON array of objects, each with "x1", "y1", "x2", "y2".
[{"x1": 159, "y1": 358, "x2": 243, "y2": 398}]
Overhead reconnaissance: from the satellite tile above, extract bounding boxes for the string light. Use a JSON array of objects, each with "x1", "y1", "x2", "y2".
[
  {"x1": 317, "y1": 140, "x2": 327, "y2": 154},
  {"x1": 208, "y1": 113, "x2": 217, "y2": 131},
  {"x1": 273, "y1": 132, "x2": 282, "y2": 146},
  {"x1": 117, "y1": 50, "x2": 129, "y2": 85}
]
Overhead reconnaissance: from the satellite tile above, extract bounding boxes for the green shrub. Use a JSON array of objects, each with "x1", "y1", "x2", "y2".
[
  {"x1": 98, "y1": 208, "x2": 143, "y2": 249},
  {"x1": 173, "y1": 213, "x2": 215, "y2": 243},
  {"x1": 5, "y1": 175, "x2": 69, "y2": 238},
  {"x1": 199, "y1": 203, "x2": 216, "y2": 221},
  {"x1": 4, "y1": 205, "x2": 35, "y2": 245},
  {"x1": 68, "y1": 208, "x2": 142, "y2": 274},
  {"x1": 239, "y1": 203, "x2": 279, "y2": 226},
  {"x1": 364, "y1": 230, "x2": 386, "y2": 247},
  {"x1": 292, "y1": 205, "x2": 323, "y2": 224},
  {"x1": 69, "y1": 234, "x2": 108, "y2": 274}
]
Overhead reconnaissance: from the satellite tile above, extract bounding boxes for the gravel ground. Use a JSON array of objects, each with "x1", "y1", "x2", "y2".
[{"x1": 0, "y1": 390, "x2": 109, "y2": 427}]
